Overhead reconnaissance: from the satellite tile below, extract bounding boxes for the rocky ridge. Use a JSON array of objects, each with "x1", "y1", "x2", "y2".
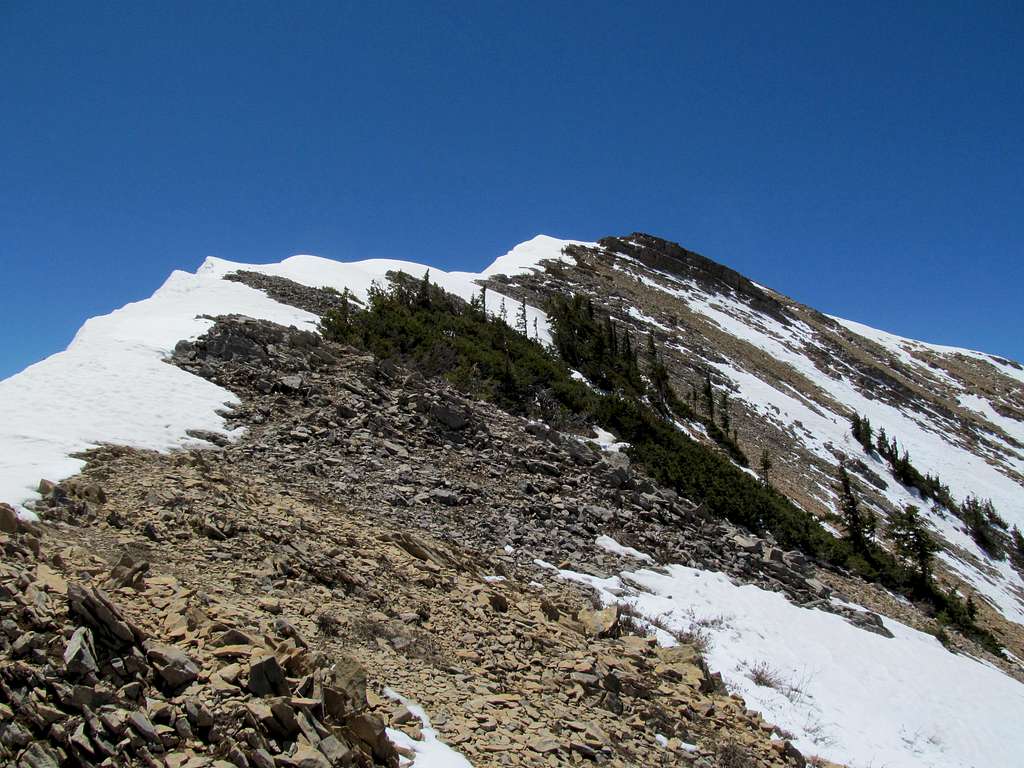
[
  {"x1": 4, "y1": 232, "x2": 1023, "y2": 767},
  {"x1": 0, "y1": 277, "x2": 855, "y2": 767}
]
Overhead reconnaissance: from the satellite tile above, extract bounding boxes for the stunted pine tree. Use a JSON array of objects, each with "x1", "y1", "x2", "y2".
[
  {"x1": 838, "y1": 466, "x2": 875, "y2": 555},
  {"x1": 515, "y1": 297, "x2": 528, "y2": 336},
  {"x1": 888, "y1": 505, "x2": 937, "y2": 590},
  {"x1": 703, "y1": 373, "x2": 715, "y2": 421},
  {"x1": 758, "y1": 448, "x2": 772, "y2": 487},
  {"x1": 416, "y1": 270, "x2": 431, "y2": 308},
  {"x1": 850, "y1": 413, "x2": 874, "y2": 453},
  {"x1": 646, "y1": 335, "x2": 671, "y2": 408}
]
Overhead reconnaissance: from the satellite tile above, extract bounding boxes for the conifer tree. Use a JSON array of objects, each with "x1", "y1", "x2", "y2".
[
  {"x1": 703, "y1": 373, "x2": 715, "y2": 421},
  {"x1": 417, "y1": 269, "x2": 431, "y2": 308},
  {"x1": 339, "y1": 288, "x2": 351, "y2": 326},
  {"x1": 720, "y1": 392, "x2": 731, "y2": 433},
  {"x1": 838, "y1": 466, "x2": 875, "y2": 554},
  {"x1": 888, "y1": 505, "x2": 937, "y2": 589},
  {"x1": 758, "y1": 448, "x2": 772, "y2": 487},
  {"x1": 499, "y1": 297, "x2": 508, "y2": 324},
  {"x1": 515, "y1": 297, "x2": 528, "y2": 336}
]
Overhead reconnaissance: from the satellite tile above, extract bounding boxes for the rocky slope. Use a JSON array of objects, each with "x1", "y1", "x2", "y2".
[{"x1": 2, "y1": 232, "x2": 1024, "y2": 768}]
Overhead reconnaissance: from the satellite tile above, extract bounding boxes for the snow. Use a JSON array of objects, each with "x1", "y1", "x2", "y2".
[
  {"x1": 587, "y1": 426, "x2": 629, "y2": 453},
  {"x1": 624, "y1": 305, "x2": 672, "y2": 332},
  {"x1": 595, "y1": 534, "x2": 653, "y2": 562},
  {"x1": 549, "y1": 543, "x2": 1024, "y2": 768},
  {"x1": 958, "y1": 393, "x2": 1024, "y2": 451},
  {"x1": 478, "y1": 234, "x2": 591, "y2": 278},
  {"x1": 384, "y1": 688, "x2": 473, "y2": 768},
  {"x1": 0, "y1": 269, "x2": 316, "y2": 517},
  {"x1": 614, "y1": 256, "x2": 1024, "y2": 618},
  {"x1": 834, "y1": 315, "x2": 1024, "y2": 388},
  {"x1": 0, "y1": 236, "x2": 580, "y2": 515},
  {"x1": 622, "y1": 257, "x2": 1024, "y2": 538},
  {"x1": 200, "y1": 252, "x2": 557, "y2": 345}
]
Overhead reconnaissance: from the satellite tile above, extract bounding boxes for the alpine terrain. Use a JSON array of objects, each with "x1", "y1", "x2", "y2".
[{"x1": 2, "y1": 233, "x2": 1023, "y2": 768}]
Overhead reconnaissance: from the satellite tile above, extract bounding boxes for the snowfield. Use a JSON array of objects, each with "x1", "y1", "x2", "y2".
[
  {"x1": 555, "y1": 545, "x2": 1024, "y2": 768},
  {"x1": 0, "y1": 236, "x2": 580, "y2": 516}
]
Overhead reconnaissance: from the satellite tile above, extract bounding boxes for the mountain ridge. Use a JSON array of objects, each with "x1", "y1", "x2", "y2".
[{"x1": 2, "y1": 232, "x2": 1024, "y2": 768}]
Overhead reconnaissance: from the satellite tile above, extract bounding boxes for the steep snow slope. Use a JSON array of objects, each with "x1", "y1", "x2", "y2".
[
  {"x1": 0, "y1": 236, "x2": 579, "y2": 516},
  {"x1": 576, "y1": 236, "x2": 1024, "y2": 624}
]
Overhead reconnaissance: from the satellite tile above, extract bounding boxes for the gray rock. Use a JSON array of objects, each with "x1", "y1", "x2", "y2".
[
  {"x1": 127, "y1": 711, "x2": 160, "y2": 742},
  {"x1": 146, "y1": 643, "x2": 201, "y2": 688},
  {"x1": 430, "y1": 402, "x2": 469, "y2": 430},
  {"x1": 64, "y1": 626, "x2": 99, "y2": 676},
  {"x1": 18, "y1": 741, "x2": 63, "y2": 768}
]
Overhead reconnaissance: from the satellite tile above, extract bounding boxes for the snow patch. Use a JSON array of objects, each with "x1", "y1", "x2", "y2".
[
  {"x1": 549, "y1": 561, "x2": 1024, "y2": 768},
  {"x1": 383, "y1": 688, "x2": 473, "y2": 767},
  {"x1": 595, "y1": 535, "x2": 654, "y2": 563}
]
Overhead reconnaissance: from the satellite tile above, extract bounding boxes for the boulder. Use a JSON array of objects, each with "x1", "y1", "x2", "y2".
[
  {"x1": 430, "y1": 402, "x2": 469, "y2": 430},
  {"x1": 248, "y1": 654, "x2": 289, "y2": 697},
  {"x1": 63, "y1": 627, "x2": 99, "y2": 677},
  {"x1": 0, "y1": 502, "x2": 18, "y2": 534},
  {"x1": 322, "y1": 657, "x2": 368, "y2": 721},
  {"x1": 146, "y1": 643, "x2": 201, "y2": 688},
  {"x1": 578, "y1": 605, "x2": 619, "y2": 638}
]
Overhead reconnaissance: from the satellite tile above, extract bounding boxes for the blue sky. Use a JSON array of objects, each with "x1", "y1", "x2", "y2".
[{"x1": 1, "y1": 1, "x2": 1021, "y2": 378}]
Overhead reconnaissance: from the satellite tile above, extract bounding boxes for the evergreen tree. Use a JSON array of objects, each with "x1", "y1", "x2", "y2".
[
  {"x1": 416, "y1": 270, "x2": 431, "y2": 308},
  {"x1": 532, "y1": 316, "x2": 539, "y2": 342},
  {"x1": 888, "y1": 505, "x2": 937, "y2": 589},
  {"x1": 850, "y1": 413, "x2": 874, "y2": 453},
  {"x1": 339, "y1": 288, "x2": 351, "y2": 325},
  {"x1": 758, "y1": 448, "x2": 772, "y2": 487},
  {"x1": 515, "y1": 297, "x2": 528, "y2": 336},
  {"x1": 703, "y1": 373, "x2": 715, "y2": 421},
  {"x1": 876, "y1": 427, "x2": 888, "y2": 457},
  {"x1": 720, "y1": 392, "x2": 731, "y2": 433},
  {"x1": 838, "y1": 466, "x2": 874, "y2": 555},
  {"x1": 499, "y1": 298, "x2": 508, "y2": 324},
  {"x1": 646, "y1": 335, "x2": 671, "y2": 408},
  {"x1": 961, "y1": 495, "x2": 1005, "y2": 559}
]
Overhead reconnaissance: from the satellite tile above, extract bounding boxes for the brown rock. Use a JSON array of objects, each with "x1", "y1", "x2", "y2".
[
  {"x1": 146, "y1": 643, "x2": 201, "y2": 688},
  {"x1": 0, "y1": 502, "x2": 18, "y2": 534},
  {"x1": 578, "y1": 605, "x2": 619, "y2": 638},
  {"x1": 249, "y1": 654, "x2": 289, "y2": 697},
  {"x1": 321, "y1": 657, "x2": 367, "y2": 721}
]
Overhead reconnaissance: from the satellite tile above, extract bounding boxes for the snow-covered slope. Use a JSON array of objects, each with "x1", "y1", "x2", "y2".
[
  {"x1": 547, "y1": 235, "x2": 1024, "y2": 625},
  {"x1": 554, "y1": 540, "x2": 1024, "y2": 768},
  {"x1": 0, "y1": 235, "x2": 581, "y2": 516}
]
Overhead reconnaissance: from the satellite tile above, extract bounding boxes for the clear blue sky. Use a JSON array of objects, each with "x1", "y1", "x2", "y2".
[{"x1": 2, "y1": 1, "x2": 1022, "y2": 378}]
